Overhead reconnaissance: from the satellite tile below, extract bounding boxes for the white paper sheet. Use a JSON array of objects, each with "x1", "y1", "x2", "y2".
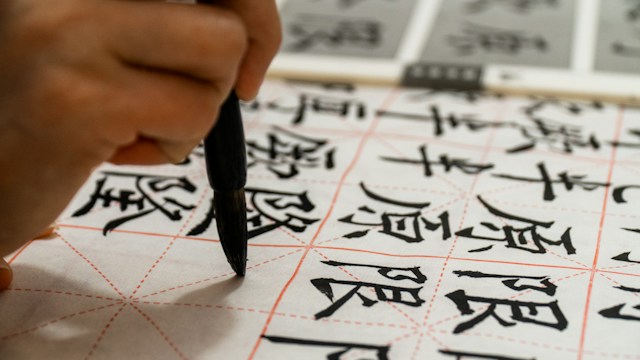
[{"x1": 1, "y1": 79, "x2": 639, "y2": 359}]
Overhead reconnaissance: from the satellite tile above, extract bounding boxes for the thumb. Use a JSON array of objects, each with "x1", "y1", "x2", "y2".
[{"x1": 0, "y1": 257, "x2": 13, "y2": 290}]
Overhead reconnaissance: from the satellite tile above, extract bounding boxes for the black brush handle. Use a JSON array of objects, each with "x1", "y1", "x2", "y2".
[{"x1": 204, "y1": 92, "x2": 247, "y2": 192}]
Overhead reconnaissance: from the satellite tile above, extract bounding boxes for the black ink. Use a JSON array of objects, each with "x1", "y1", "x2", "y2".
[
  {"x1": 448, "y1": 22, "x2": 547, "y2": 56},
  {"x1": 247, "y1": 126, "x2": 336, "y2": 179},
  {"x1": 322, "y1": 260, "x2": 427, "y2": 284},
  {"x1": 457, "y1": 196, "x2": 576, "y2": 255},
  {"x1": 599, "y1": 285, "x2": 640, "y2": 322},
  {"x1": 269, "y1": 93, "x2": 367, "y2": 124},
  {"x1": 73, "y1": 172, "x2": 197, "y2": 235},
  {"x1": 440, "y1": 349, "x2": 536, "y2": 360},
  {"x1": 493, "y1": 162, "x2": 609, "y2": 202},
  {"x1": 510, "y1": 99, "x2": 603, "y2": 154},
  {"x1": 446, "y1": 290, "x2": 568, "y2": 333},
  {"x1": 465, "y1": 0, "x2": 557, "y2": 14},
  {"x1": 381, "y1": 145, "x2": 493, "y2": 177},
  {"x1": 453, "y1": 271, "x2": 556, "y2": 296},
  {"x1": 263, "y1": 335, "x2": 390, "y2": 360},
  {"x1": 378, "y1": 105, "x2": 511, "y2": 137},
  {"x1": 288, "y1": 15, "x2": 381, "y2": 52},
  {"x1": 311, "y1": 260, "x2": 426, "y2": 319},
  {"x1": 339, "y1": 183, "x2": 451, "y2": 243},
  {"x1": 188, "y1": 187, "x2": 320, "y2": 239}
]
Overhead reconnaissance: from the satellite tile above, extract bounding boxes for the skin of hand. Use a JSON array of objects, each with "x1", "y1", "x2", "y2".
[{"x1": 0, "y1": 0, "x2": 281, "y2": 289}]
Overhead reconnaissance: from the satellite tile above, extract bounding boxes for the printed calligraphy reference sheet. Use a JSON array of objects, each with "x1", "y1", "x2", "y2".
[{"x1": 2, "y1": 80, "x2": 640, "y2": 359}]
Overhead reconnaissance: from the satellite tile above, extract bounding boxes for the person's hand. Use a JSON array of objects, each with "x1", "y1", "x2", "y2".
[
  {"x1": 0, "y1": 257, "x2": 11, "y2": 290},
  {"x1": 0, "y1": 0, "x2": 282, "y2": 280}
]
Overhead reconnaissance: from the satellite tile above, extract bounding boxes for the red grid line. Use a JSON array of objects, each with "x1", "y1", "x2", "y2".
[
  {"x1": 135, "y1": 248, "x2": 303, "y2": 300},
  {"x1": 7, "y1": 240, "x2": 34, "y2": 265},
  {"x1": 577, "y1": 107, "x2": 625, "y2": 360},
  {"x1": 5, "y1": 288, "x2": 119, "y2": 302},
  {"x1": 311, "y1": 248, "x2": 422, "y2": 328},
  {"x1": 426, "y1": 270, "x2": 589, "y2": 331},
  {"x1": 0, "y1": 303, "x2": 120, "y2": 341},
  {"x1": 83, "y1": 304, "x2": 126, "y2": 360},
  {"x1": 58, "y1": 232, "x2": 126, "y2": 299},
  {"x1": 129, "y1": 189, "x2": 208, "y2": 299},
  {"x1": 131, "y1": 304, "x2": 188, "y2": 360},
  {"x1": 597, "y1": 272, "x2": 640, "y2": 299},
  {"x1": 247, "y1": 88, "x2": 401, "y2": 360},
  {"x1": 411, "y1": 101, "x2": 506, "y2": 360}
]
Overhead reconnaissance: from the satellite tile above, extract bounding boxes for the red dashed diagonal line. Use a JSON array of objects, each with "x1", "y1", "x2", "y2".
[
  {"x1": 247, "y1": 88, "x2": 401, "y2": 360},
  {"x1": 411, "y1": 102, "x2": 506, "y2": 360},
  {"x1": 597, "y1": 272, "x2": 640, "y2": 299},
  {"x1": 84, "y1": 304, "x2": 127, "y2": 360},
  {"x1": 58, "y1": 233, "x2": 126, "y2": 299},
  {"x1": 135, "y1": 249, "x2": 303, "y2": 300},
  {"x1": 427, "y1": 271, "x2": 588, "y2": 330},
  {"x1": 5, "y1": 288, "x2": 119, "y2": 301},
  {"x1": 578, "y1": 107, "x2": 625, "y2": 360},
  {"x1": 131, "y1": 304, "x2": 188, "y2": 360},
  {"x1": 129, "y1": 189, "x2": 208, "y2": 298},
  {"x1": 0, "y1": 303, "x2": 120, "y2": 341},
  {"x1": 312, "y1": 248, "x2": 421, "y2": 328}
]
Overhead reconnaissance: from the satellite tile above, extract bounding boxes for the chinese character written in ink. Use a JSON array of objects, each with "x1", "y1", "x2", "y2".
[
  {"x1": 381, "y1": 144, "x2": 494, "y2": 177},
  {"x1": 611, "y1": 228, "x2": 640, "y2": 264},
  {"x1": 446, "y1": 270, "x2": 568, "y2": 334},
  {"x1": 246, "y1": 126, "x2": 336, "y2": 179},
  {"x1": 287, "y1": 15, "x2": 381, "y2": 52},
  {"x1": 509, "y1": 99, "x2": 602, "y2": 154},
  {"x1": 378, "y1": 105, "x2": 510, "y2": 138},
  {"x1": 73, "y1": 172, "x2": 197, "y2": 235},
  {"x1": 612, "y1": 1, "x2": 640, "y2": 57},
  {"x1": 456, "y1": 196, "x2": 576, "y2": 255},
  {"x1": 187, "y1": 187, "x2": 320, "y2": 239},
  {"x1": 338, "y1": 183, "x2": 451, "y2": 243},
  {"x1": 268, "y1": 93, "x2": 367, "y2": 124},
  {"x1": 262, "y1": 335, "x2": 390, "y2": 360},
  {"x1": 439, "y1": 349, "x2": 535, "y2": 360},
  {"x1": 407, "y1": 89, "x2": 503, "y2": 104},
  {"x1": 465, "y1": 0, "x2": 558, "y2": 14},
  {"x1": 599, "y1": 284, "x2": 640, "y2": 322},
  {"x1": 448, "y1": 22, "x2": 547, "y2": 56},
  {"x1": 492, "y1": 162, "x2": 610, "y2": 202},
  {"x1": 311, "y1": 260, "x2": 426, "y2": 319},
  {"x1": 610, "y1": 129, "x2": 640, "y2": 149}
]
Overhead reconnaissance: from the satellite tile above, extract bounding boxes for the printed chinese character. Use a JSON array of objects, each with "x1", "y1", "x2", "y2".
[
  {"x1": 247, "y1": 126, "x2": 336, "y2": 179},
  {"x1": 446, "y1": 270, "x2": 567, "y2": 334},
  {"x1": 381, "y1": 145, "x2": 494, "y2": 177},
  {"x1": 510, "y1": 99, "x2": 602, "y2": 153},
  {"x1": 263, "y1": 335, "x2": 390, "y2": 360},
  {"x1": 493, "y1": 162, "x2": 609, "y2": 201},
  {"x1": 311, "y1": 260, "x2": 426, "y2": 319},
  {"x1": 456, "y1": 196, "x2": 576, "y2": 255},
  {"x1": 338, "y1": 183, "x2": 451, "y2": 243},
  {"x1": 188, "y1": 187, "x2": 320, "y2": 239},
  {"x1": 611, "y1": 228, "x2": 640, "y2": 264},
  {"x1": 465, "y1": 0, "x2": 558, "y2": 14},
  {"x1": 448, "y1": 22, "x2": 547, "y2": 56},
  {"x1": 73, "y1": 171, "x2": 197, "y2": 234},
  {"x1": 378, "y1": 105, "x2": 510, "y2": 137},
  {"x1": 287, "y1": 15, "x2": 381, "y2": 52},
  {"x1": 268, "y1": 93, "x2": 367, "y2": 124},
  {"x1": 439, "y1": 349, "x2": 535, "y2": 360},
  {"x1": 599, "y1": 285, "x2": 640, "y2": 322}
]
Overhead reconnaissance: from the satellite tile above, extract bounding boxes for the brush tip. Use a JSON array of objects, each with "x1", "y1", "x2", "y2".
[{"x1": 214, "y1": 189, "x2": 248, "y2": 276}]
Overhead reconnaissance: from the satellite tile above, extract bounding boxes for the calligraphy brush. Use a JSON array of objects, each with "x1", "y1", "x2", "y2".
[
  {"x1": 196, "y1": 0, "x2": 248, "y2": 276},
  {"x1": 203, "y1": 92, "x2": 248, "y2": 276}
]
